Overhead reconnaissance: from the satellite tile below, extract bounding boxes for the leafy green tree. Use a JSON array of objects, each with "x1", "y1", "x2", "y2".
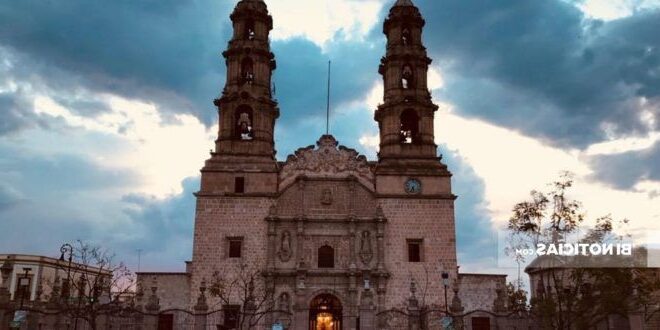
[{"x1": 506, "y1": 173, "x2": 660, "y2": 329}]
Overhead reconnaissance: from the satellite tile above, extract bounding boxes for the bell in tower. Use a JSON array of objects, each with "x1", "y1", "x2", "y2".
[
  {"x1": 200, "y1": 0, "x2": 279, "y2": 195},
  {"x1": 375, "y1": 0, "x2": 450, "y2": 179}
]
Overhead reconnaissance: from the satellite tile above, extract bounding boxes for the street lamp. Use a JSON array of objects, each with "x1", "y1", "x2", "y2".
[
  {"x1": 441, "y1": 272, "x2": 449, "y2": 314},
  {"x1": 18, "y1": 268, "x2": 32, "y2": 309},
  {"x1": 59, "y1": 243, "x2": 73, "y2": 301}
]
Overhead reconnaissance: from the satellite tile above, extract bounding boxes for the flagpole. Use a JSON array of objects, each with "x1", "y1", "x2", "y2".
[{"x1": 326, "y1": 60, "x2": 331, "y2": 135}]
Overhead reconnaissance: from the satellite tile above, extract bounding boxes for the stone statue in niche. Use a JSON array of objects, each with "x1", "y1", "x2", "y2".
[
  {"x1": 278, "y1": 292, "x2": 290, "y2": 312},
  {"x1": 278, "y1": 231, "x2": 292, "y2": 262},
  {"x1": 321, "y1": 188, "x2": 333, "y2": 205},
  {"x1": 360, "y1": 231, "x2": 373, "y2": 265}
]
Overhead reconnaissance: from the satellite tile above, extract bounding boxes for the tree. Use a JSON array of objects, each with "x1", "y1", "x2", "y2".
[
  {"x1": 207, "y1": 263, "x2": 281, "y2": 329},
  {"x1": 506, "y1": 173, "x2": 660, "y2": 329},
  {"x1": 506, "y1": 282, "x2": 528, "y2": 313},
  {"x1": 49, "y1": 240, "x2": 135, "y2": 330}
]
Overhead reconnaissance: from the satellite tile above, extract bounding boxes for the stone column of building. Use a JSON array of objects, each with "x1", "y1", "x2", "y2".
[
  {"x1": 374, "y1": 0, "x2": 458, "y2": 312},
  {"x1": 0, "y1": 258, "x2": 13, "y2": 330},
  {"x1": 190, "y1": 0, "x2": 280, "y2": 316},
  {"x1": 144, "y1": 282, "x2": 161, "y2": 329}
]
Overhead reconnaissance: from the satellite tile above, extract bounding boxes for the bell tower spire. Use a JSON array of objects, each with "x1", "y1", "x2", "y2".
[
  {"x1": 213, "y1": 0, "x2": 278, "y2": 158},
  {"x1": 375, "y1": 0, "x2": 450, "y2": 186},
  {"x1": 200, "y1": 0, "x2": 279, "y2": 195}
]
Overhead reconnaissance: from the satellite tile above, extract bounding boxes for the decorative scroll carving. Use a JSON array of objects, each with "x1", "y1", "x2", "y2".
[
  {"x1": 360, "y1": 231, "x2": 373, "y2": 265},
  {"x1": 278, "y1": 231, "x2": 292, "y2": 262},
  {"x1": 279, "y1": 135, "x2": 374, "y2": 190}
]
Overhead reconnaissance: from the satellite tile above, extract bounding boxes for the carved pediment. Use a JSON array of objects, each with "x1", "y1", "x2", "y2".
[{"x1": 279, "y1": 135, "x2": 374, "y2": 190}]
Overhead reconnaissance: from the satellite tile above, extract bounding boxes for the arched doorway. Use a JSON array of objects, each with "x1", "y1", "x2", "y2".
[{"x1": 309, "y1": 294, "x2": 342, "y2": 330}]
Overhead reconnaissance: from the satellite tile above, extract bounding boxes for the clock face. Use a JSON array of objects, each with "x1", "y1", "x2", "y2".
[{"x1": 404, "y1": 178, "x2": 422, "y2": 194}]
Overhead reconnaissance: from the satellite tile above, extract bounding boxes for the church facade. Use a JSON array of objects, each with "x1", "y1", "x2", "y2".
[{"x1": 137, "y1": 0, "x2": 506, "y2": 329}]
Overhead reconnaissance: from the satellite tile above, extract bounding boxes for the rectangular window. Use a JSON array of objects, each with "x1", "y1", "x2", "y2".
[
  {"x1": 234, "y1": 177, "x2": 245, "y2": 193},
  {"x1": 224, "y1": 305, "x2": 240, "y2": 329},
  {"x1": 471, "y1": 316, "x2": 491, "y2": 330},
  {"x1": 228, "y1": 238, "x2": 243, "y2": 258},
  {"x1": 407, "y1": 239, "x2": 423, "y2": 262}
]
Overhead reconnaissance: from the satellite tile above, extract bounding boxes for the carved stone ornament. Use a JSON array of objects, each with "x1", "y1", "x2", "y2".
[
  {"x1": 359, "y1": 231, "x2": 373, "y2": 264},
  {"x1": 279, "y1": 135, "x2": 374, "y2": 190},
  {"x1": 278, "y1": 231, "x2": 292, "y2": 262},
  {"x1": 278, "y1": 292, "x2": 291, "y2": 312},
  {"x1": 321, "y1": 188, "x2": 333, "y2": 205}
]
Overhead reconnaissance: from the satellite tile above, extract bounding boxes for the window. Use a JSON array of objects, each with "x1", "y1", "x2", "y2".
[
  {"x1": 471, "y1": 317, "x2": 491, "y2": 330},
  {"x1": 234, "y1": 177, "x2": 245, "y2": 194},
  {"x1": 400, "y1": 109, "x2": 420, "y2": 144},
  {"x1": 234, "y1": 106, "x2": 253, "y2": 140},
  {"x1": 157, "y1": 314, "x2": 174, "y2": 330},
  {"x1": 401, "y1": 65, "x2": 413, "y2": 89},
  {"x1": 240, "y1": 58, "x2": 254, "y2": 85},
  {"x1": 318, "y1": 245, "x2": 334, "y2": 268},
  {"x1": 223, "y1": 305, "x2": 240, "y2": 329},
  {"x1": 407, "y1": 239, "x2": 423, "y2": 262},
  {"x1": 228, "y1": 238, "x2": 243, "y2": 258}
]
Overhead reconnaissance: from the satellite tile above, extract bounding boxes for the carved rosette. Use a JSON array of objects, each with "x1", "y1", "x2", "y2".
[{"x1": 279, "y1": 135, "x2": 374, "y2": 190}]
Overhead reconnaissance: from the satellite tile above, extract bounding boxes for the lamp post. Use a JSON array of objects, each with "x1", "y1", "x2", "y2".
[
  {"x1": 18, "y1": 268, "x2": 32, "y2": 309},
  {"x1": 441, "y1": 272, "x2": 449, "y2": 314}
]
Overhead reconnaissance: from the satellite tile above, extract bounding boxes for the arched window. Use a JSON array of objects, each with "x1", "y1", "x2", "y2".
[
  {"x1": 402, "y1": 27, "x2": 411, "y2": 46},
  {"x1": 318, "y1": 245, "x2": 334, "y2": 268},
  {"x1": 400, "y1": 109, "x2": 419, "y2": 144},
  {"x1": 245, "y1": 20, "x2": 256, "y2": 40},
  {"x1": 235, "y1": 106, "x2": 254, "y2": 140},
  {"x1": 402, "y1": 65, "x2": 414, "y2": 89},
  {"x1": 241, "y1": 58, "x2": 254, "y2": 85}
]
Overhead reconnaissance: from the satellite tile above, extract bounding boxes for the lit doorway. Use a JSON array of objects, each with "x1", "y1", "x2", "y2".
[{"x1": 309, "y1": 294, "x2": 342, "y2": 330}]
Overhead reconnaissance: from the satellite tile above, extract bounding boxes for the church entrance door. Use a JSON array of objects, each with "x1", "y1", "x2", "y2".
[{"x1": 309, "y1": 294, "x2": 342, "y2": 330}]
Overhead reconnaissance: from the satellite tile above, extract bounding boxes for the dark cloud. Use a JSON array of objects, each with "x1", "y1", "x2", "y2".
[
  {"x1": 0, "y1": 0, "x2": 233, "y2": 124},
  {"x1": 118, "y1": 177, "x2": 197, "y2": 270},
  {"x1": 439, "y1": 145, "x2": 499, "y2": 269},
  {"x1": 587, "y1": 141, "x2": 660, "y2": 190},
  {"x1": 0, "y1": 184, "x2": 22, "y2": 211},
  {"x1": 418, "y1": 0, "x2": 660, "y2": 147},
  {"x1": 0, "y1": 91, "x2": 41, "y2": 136}
]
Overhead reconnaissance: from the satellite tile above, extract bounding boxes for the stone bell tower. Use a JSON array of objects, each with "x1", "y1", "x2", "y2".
[
  {"x1": 202, "y1": 0, "x2": 279, "y2": 195},
  {"x1": 375, "y1": 0, "x2": 447, "y2": 177}
]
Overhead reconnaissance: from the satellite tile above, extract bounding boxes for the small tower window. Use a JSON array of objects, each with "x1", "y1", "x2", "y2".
[
  {"x1": 407, "y1": 239, "x2": 423, "y2": 262},
  {"x1": 241, "y1": 58, "x2": 254, "y2": 85},
  {"x1": 245, "y1": 20, "x2": 256, "y2": 40},
  {"x1": 400, "y1": 109, "x2": 420, "y2": 144},
  {"x1": 402, "y1": 27, "x2": 411, "y2": 46},
  {"x1": 402, "y1": 65, "x2": 414, "y2": 89},
  {"x1": 235, "y1": 106, "x2": 254, "y2": 140},
  {"x1": 318, "y1": 245, "x2": 334, "y2": 268},
  {"x1": 234, "y1": 177, "x2": 245, "y2": 193},
  {"x1": 228, "y1": 237, "x2": 243, "y2": 258}
]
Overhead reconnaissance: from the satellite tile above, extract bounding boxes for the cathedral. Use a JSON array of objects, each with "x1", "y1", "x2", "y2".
[{"x1": 137, "y1": 0, "x2": 507, "y2": 329}]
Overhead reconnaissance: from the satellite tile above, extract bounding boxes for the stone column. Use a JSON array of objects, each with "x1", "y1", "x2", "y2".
[
  {"x1": 293, "y1": 268, "x2": 307, "y2": 330},
  {"x1": 375, "y1": 209, "x2": 386, "y2": 271},
  {"x1": 266, "y1": 206, "x2": 277, "y2": 270},
  {"x1": 359, "y1": 288, "x2": 375, "y2": 330},
  {"x1": 144, "y1": 280, "x2": 161, "y2": 330},
  {"x1": 0, "y1": 257, "x2": 14, "y2": 330},
  {"x1": 449, "y1": 283, "x2": 464, "y2": 330},
  {"x1": 194, "y1": 280, "x2": 208, "y2": 330},
  {"x1": 407, "y1": 281, "x2": 421, "y2": 330}
]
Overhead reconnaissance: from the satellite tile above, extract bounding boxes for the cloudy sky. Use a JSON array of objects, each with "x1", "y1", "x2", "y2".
[{"x1": 1, "y1": 0, "x2": 659, "y2": 281}]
